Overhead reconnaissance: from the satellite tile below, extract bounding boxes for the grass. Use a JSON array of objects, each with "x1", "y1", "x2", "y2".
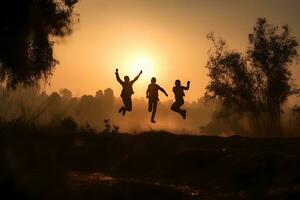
[{"x1": 1, "y1": 122, "x2": 300, "y2": 199}]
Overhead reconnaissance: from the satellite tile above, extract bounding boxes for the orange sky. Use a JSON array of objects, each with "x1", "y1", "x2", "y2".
[{"x1": 48, "y1": 0, "x2": 300, "y2": 101}]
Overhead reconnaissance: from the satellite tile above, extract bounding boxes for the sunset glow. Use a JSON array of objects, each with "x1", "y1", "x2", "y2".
[
  {"x1": 129, "y1": 54, "x2": 156, "y2": 81},
  {"x1": 49, "y1": 0, "x2": 300, "y2": 102},
  {"x1": 2, "y1": 1, "x2": 300, "y2": 198}
]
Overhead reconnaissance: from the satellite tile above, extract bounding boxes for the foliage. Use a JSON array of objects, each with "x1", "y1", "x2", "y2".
[
  {"x1": 61, "y1": 116, "x2": 78, "y2": 133},
  {"x1": 205, "y1": 33, "x2": 257, "y2": 113},
  {"x1": 247, "y1": 18, "x2": 299, "y2": 117},
  {"x1": 0, "y1": 0, "x2": 78, "y2": 88},
  {"x1": 205, "y1": 18, "x2": 299, "y2": 134},
  {"x1": 103, "y1": 119, "x2": 120, "y2": 134}
]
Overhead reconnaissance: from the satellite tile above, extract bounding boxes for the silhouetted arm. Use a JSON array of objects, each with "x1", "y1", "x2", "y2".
[
  {"x1": 183, "y1": 81, "x2": 190, "y2": 90},
  {"x1": 146, "y1": 85, "x2": 150, "y2": 98},
  {"x1": 131, "y1": 70, "x2": 142, "y2": 83},
  {"x1": 115, "y1": 69, "x2": 123, "y2": 85},
  {"x1": 159, "y1": 86, "x2": 168, "y2": 97}
]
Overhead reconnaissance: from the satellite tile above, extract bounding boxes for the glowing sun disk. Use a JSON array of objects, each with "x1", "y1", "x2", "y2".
[{"x1": 129, "y1": 56, "x2": 156, "y2": 80}]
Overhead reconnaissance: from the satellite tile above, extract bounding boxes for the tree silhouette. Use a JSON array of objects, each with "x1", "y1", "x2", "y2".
[
  {"x1": 0, "y1": 0, "x2": 78, "y2": 88},
  {"x1": 247, "y1": 18, "x2": 299, "y2": 133},
  {"x1": 205, "y1": 18, "x2": 299, "y2": 135}
]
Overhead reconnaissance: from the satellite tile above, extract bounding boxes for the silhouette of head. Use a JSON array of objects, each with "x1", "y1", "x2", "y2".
[
  {"x1": 151, "y1": 77, "x2": 156, "y2": 84},
  {"x1": 124, "y1": 76, "x2": 130, "y2": 82},
  {"x1": 175, "y1": 80, "x2": 181, "y2": 87}
]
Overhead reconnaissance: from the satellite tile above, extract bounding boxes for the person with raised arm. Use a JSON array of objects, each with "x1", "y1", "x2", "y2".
[
  {"x1": 171, "y1": 80, "x2": 190, "y2": 119},
  {"x1": 115, "y1": 68, "x2": 142, "y2": 115}
]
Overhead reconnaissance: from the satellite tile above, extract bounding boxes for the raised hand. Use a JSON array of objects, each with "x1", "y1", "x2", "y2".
[{"x1": 184, "y1": 81, "x2": 190, "y2": 90}]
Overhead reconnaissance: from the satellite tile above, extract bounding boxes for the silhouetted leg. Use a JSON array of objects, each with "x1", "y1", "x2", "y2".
[
  {"x1": 122, "y1": 108, "x2": 126, "y2": 115},
  {"x1": 119, "y1": 106, "x2": 125, "y2": 113},
  {"x1": 171, "y1": 101, "x2": 180, "y2": 112},
  {"x1": 120, "y1": 97, "x2": 127, "y2": 114},
  {"x1": 124, "y1": 96, "x2": 132, "y2": 112},
  {"x1": 178, "y1": 100, "x2": 186, "y2": 119},
  {"x1": 151, "y1": 101, "x2": 157, "y2": 123},
  {"x1": 171, "y1": 100, "x2": 183, "y2": 113},
  {"x1": 181, "y1": 109, "x2": 186, "y2": 119},
  {"x1": 171, "y1": 100, "x2": 186, "y2": 119},
  {"x1": 148, "y1": 100, "x2": 152, "y2": 112},
  {"x1": 121, "y1": 96, "x2": 131, "y2": 116}
]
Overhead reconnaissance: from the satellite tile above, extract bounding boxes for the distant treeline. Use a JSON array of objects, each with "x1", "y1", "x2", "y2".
[
  {"x1": 0, "y1": 86, "x2": 215, "y2": 134},
  {"x1": 0, "y1": 86, "x2": 300, "y2": 136}
]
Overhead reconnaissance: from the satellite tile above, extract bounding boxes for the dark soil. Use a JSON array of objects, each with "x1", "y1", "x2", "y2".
[{"x1": 1, "y1": 131, "x2": 300, "y2": 200}]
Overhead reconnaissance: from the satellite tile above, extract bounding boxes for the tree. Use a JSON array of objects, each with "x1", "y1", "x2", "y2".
[
  {"x1": 247, "y1": 18, "x2": 299, "y2": 132},
  {"x1": 205, "y1": 33, "x2": 257, "y2": 113},
  {"x1": 205, "y1": 18, "x2": 299, "y2": 135},
  {"x1": 0, "y1": 0, "x2": 79, "y2": 88}
]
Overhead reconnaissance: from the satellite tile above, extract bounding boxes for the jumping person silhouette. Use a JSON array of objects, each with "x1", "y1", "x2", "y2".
[
  {"x1": 115, "y1": 68, "x2": 142, "y2": 115},
  {"x1": 146, "y1": 77, "x2": 168, "y2": 123},
  {"x1": 171, "y1": 80, "x2": 190, "y2": 119}
]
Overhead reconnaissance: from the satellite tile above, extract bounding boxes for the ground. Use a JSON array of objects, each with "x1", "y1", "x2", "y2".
[{"x1": 1, "y1": 131, "x2": 300, "y2": 200}]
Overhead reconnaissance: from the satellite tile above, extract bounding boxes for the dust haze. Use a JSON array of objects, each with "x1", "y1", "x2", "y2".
[{"x1": 1, "y1": 86, "x2": 299, "y2": 136}]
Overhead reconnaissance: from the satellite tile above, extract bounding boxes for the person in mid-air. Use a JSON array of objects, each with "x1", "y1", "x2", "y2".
[
  {"x1": 146, "y1": 77, "x2": 168, "y2": 123},
  {"x1": 115, "y1": 68, "x2": 142, "y2": 115},
  {"x1": 171, "y1": 80, "x2": 190, "y2": 119}
]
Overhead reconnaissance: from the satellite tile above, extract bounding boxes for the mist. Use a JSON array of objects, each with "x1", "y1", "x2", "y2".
[
  {"x1": 1, "y1": 86, "x2": 300, "y2": 136},
  {"x1": 0, "y1": 86, "x2": 215, "y2": 133}
]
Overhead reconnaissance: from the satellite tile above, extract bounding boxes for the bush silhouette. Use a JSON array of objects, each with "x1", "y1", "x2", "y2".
[{"x1": 205, "y1": 18, "x2": 299, "y2": 135}]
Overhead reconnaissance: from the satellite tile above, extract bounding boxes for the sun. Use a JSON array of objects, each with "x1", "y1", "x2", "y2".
[{"x1": 129, "y1": 55, "x2": 156, "y2": 81}]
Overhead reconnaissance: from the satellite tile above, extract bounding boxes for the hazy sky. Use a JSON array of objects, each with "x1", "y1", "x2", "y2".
[{"x1": 48, "y1": 0, "x2": 300, "y2": 101}]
